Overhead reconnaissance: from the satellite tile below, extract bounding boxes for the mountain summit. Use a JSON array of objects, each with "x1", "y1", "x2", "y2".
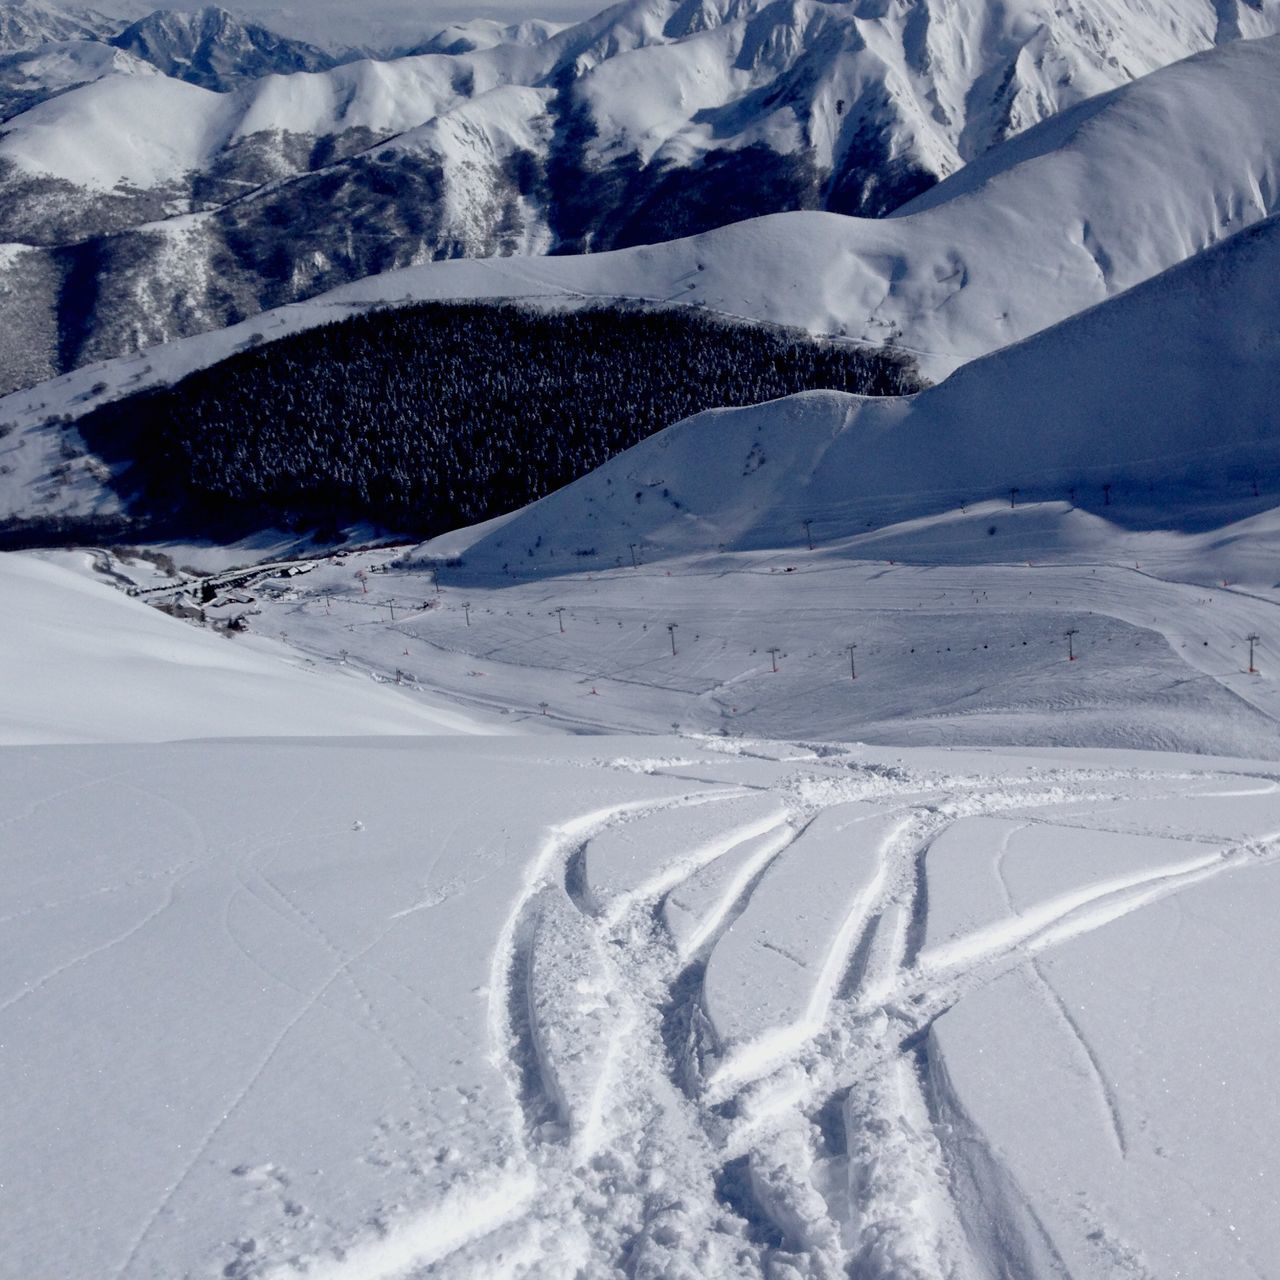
[
  {"x1": 106, "y1": 6, "x2": 339, "y2": 91},
  {"x1": 1, "y1": 0, "x2": 1278, "y2": 393}
]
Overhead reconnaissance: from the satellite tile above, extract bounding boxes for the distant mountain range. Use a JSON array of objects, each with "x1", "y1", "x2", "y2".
[
  {"x1": 2, "y1": 0, "x2": 1279, "y2": 393},
  {"x1": 3, "y1": 29, "x2": 1280, "y2": 547}
]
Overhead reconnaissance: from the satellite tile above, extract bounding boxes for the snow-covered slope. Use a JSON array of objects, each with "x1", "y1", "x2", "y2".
[
  {"x1": 0, "y1": 36, "x2": 157, "y2": 121},
  {"x1": 6, "y1": 733, "x2": 1280, "y2": 1277},
  {"x1": 435, "y1": 210, "x2": 1280, "y2": 575},
  {"x1": 3, "y1": 26, "x2": 1279, "y2": 405},
  {"x1": 12, "y1": 0, "x2": 1279, "y2": 207},
  {"x1": 0, "y1": 550, "x2": 491, "y2": 742},
  {"x1": 24, "y1": 207, "x2": 1271, "y2": 757},
  {"x1": 0, "y1": 0, "x2": 116, "y2": 52},
  {"x1": 406, "y1": 17, "x2": 568, "y2": 57},
  {"x1": 3, "y1": 0, "x2": 1280, "y2": 389}
]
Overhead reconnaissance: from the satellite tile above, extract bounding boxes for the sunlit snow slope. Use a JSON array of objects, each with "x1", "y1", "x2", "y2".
[
  {"x1": 6, "y1": 737, "x2": 1280, "y2": 1278},
  {"x1": 425, "y1": 212, "x2": 1280, "y2": 575},
  {"x1": 0, "y1": 552, "x2": 492, "y2": 742},
  {"x1": 4, "y1": 0, "x2": 1280, "y2": 387},
  {"x1": 5, "y1": 26, "x2": 1280, "y2": 453}
]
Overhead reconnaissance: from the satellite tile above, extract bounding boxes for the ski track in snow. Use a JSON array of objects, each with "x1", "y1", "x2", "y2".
[{"x1": 281, "y1": 756, "x2": 1280, "y2": 1279}]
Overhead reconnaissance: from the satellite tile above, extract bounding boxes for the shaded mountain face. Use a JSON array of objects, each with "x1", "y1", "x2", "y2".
[
  {"x1": 442, "y1": 210, "x2": 1280, "y2": 578},
  {"x1": 106, "y1": 6, "x2": 340, "y2": 91},
  {"x1": 1, "y1": 0, "x2": 1279, "y2": 393}
]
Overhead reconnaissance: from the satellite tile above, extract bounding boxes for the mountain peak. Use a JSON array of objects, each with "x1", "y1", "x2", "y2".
[{"x1": 107, "y1": 5, "x2": 338, "y2": 91}]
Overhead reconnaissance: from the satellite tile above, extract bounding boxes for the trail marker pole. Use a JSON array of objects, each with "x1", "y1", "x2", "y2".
[
  {"x1": 629, "y1": 543, "x2": 640, "y2": 569},
  {"x1": 1247, "y1": 633, "x2": 1261, "y2": 673},
  {"x1": 846, "y1": 643, "x2": 857, "y2": 680},
  {"x1": 1103, "y1": 483, "x2": 1112, "y2": 506},
  {"x1": 768, "y1": 647, "x2": 781, "y2": 673},
  {"x1": 463, "y1": 603, "x2": 471, "y2": 627},
  {"x1": 1065, "y1": 627, "x2": 1080, "y2": 661},
  {"x1": 555, "y1": 607, "x2": 566, "y2": 633},
  {"x1": 668, "y1": 623, "x2": 678, "y2": 656},
  {"x1": 1010, "y1": 488, "x2": 1020, "y2": 509},
  {"x1": 803, "y1": 519, "x2": 814, "y2": 550},
  {"x1": 389, "y1": 600, "x2": 396, "y2": 621}
]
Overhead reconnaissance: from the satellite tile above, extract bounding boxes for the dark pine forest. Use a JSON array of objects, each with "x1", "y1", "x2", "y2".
[{"x1": 76, "y1": 302, "x2": 923, "y2": 538}]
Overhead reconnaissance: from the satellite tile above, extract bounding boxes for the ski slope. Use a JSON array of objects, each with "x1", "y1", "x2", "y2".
[
  {"x1": 429, "y1": 209, "x2": 1280, "y2": 577},
  {"x1": 6, "y1": 23, "x2": 1280, "y2": 1270},
  {"x1": 6, "y1": 733, "x2": 1280, "y2": 1278}
]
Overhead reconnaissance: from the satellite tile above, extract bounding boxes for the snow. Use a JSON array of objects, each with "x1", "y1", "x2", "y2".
[
  {"x1": 426, "y1": 208, "x2": 1280, "y2": 594},
  {"x1": 0, "y1": 37, "x2": 159, "y2": 105},
  {"x1": 581, "y1": 790, "x2": 786, "y2": 920},
  {"x1": 701, "y1": 803, "x2": 905, "y2": 1092},
  {"x1": 7, "y1": 26, "x2": 1280, "y2": 456},
  {"x1": 6, "y1": 10, "x2": 1280, "y2": 1275},
  {"x1": 929, "y1": 853, "x2": 1280, "y2": 1276},
  {"x1": 0, "y1": 551, "x2": 494, "y2": 741},
  {"x1": 7, "y1": 733, "x2": 1280, "y2": 1278}
]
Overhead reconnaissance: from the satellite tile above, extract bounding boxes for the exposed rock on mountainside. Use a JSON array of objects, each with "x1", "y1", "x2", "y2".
[
  {"x1": 0, "y1": 0, "x2": 115, "y2": 52},
  {"x1": 2, "y1": 0, "x2": 1279, "y2": 392},
  {"x1": 5, "y1": 31, "x2": 1280, "y2": 408},
  {"x1": 106, "y1": 6, "x2": 339, "y2": 91}
]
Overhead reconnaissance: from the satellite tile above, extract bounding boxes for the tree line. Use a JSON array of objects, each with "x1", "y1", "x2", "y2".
[{"x1": 76, "y1": 302, "x2": 923, "y2": 538}]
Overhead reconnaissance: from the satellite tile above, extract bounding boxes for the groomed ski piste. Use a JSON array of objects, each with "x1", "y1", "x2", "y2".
[{"x1": 6, "y1": 168, "x2": 1280, "y2": 1280}]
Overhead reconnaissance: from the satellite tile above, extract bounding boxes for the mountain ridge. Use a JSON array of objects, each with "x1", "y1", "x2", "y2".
[
  {"x1": 3, "y1": 30, "x2": 1277, "y2": 421},
  {"x1": 430, "y1": 211, "x2": 1280, "y2": 576},
  {"x1": 1, "y1": 0, "x2": 1278, "y2": 392}
]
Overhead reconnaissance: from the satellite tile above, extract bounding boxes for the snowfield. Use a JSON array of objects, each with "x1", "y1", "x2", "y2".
[
  {"x1": 3, "y1": 422, "x2": 1280, "y2": 1275},
  {"x1": 0, "y1": 552, "x2": 494, "y2": 742},
  {"x1": 5, "y1": 19, "x2": 1280, "y2": 1273},
  {"x1": 6, "y1": 734, "x2": 1280, "y2": 1278}
]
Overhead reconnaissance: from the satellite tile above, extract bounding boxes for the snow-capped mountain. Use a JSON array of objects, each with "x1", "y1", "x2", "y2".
[
  {"x1": 0, "y1": 4, "x2": 343, "y2": 121},
  {"x1": 4, "y1": 29, "x2": 1278, "y2": 424},
  {"x1": 105, "y1": 6, "x2": 339, "y2": 91},
  {"x1": 0, "y1": 37, "x2": 157, "y2": 121},
  {"x1": 404, "y1": 18, "x2": 568, "y2": 58},
  {"x1": 0, "y1": 0, "x2": 116, "y2": 52},
  {"x1": 2, "y1": 0, "x2": 1279, "y2": 393}
]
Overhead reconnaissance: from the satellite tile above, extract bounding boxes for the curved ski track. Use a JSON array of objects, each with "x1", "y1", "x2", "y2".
[{"x1": 357, "y1": 754, "x2": 1280, "y2": 1278}]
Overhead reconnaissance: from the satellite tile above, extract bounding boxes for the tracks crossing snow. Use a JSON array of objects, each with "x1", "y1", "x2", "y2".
[
  {"x1": 342, "y1": 751, "x2": 1280, "y2": 1278},
  {"x1": 394, "y1": 747, "x2": 1274, "y2": 1280}
]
